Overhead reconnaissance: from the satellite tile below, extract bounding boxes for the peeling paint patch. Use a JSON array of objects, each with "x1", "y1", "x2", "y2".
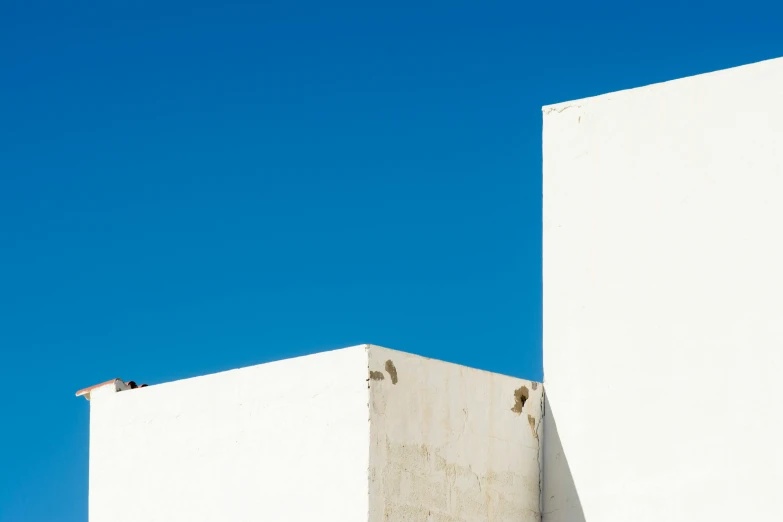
[
  {"x1": 527, "y1": 414, "x2": 538, "y2": 440},
  {"x1": 511, "y1": 386, "x2": 529, "y2": 414},
  {"x1": 369, "y1": 371, "x2": 385, "y2": 381},
  {"x1": 385, "y1": 360, "x2": 398, "y2": 384},
  {"x1": 379, "y1": 438, "x2": 536, "y2": 520}
]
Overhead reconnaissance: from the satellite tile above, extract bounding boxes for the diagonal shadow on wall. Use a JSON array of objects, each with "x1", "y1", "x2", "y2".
[{"x1": 542, "y1": 394, "x2": 586, "y2": 522}]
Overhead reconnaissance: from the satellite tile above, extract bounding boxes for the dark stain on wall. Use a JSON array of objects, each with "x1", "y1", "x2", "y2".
[
  {"x1": 511, "y1": 386, "x2": 529, "y2": 414},
  {"x1": 385, "y1": 360, "x2": 398, "y2": 384},
  {"x1": 528, "y1": 414, "x2": 538, "y2": 439}
]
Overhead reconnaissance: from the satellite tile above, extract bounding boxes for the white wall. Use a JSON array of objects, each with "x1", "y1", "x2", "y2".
[
  {"x1": 367, "y1": 346, "x2": 543, "y2": 521},
  {"x1": 543, "y1": 57, "x2": 783, "y2": 521},
  {"x1": 89, "y1": 346, "x2": 370, "y2": 522}
]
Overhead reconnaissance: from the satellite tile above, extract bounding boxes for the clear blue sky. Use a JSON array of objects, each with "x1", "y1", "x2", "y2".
[{"x1": 1, "y1": 2, "x2": 780, "y2": 520}]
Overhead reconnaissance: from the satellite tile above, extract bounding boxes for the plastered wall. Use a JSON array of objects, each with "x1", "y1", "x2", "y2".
[
  {"x1": 543, "y1": 57, "x2": 783, "y2": 521},
  {"x1": 89, "y1": 346, "x2": 370, "y2": 522},
  {"x1": 368, "y1": 346, "x2": 543, "y2": 521}
]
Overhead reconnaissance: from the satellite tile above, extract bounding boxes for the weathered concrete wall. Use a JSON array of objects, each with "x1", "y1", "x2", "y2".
[
  {"x1": 88, "y1": 346, "x2": 370, "y2": 522},
  {"x1": 543, "y1": 57, "x2": 783, "y2": 521},
  {"x1": 368, "y1": 346, "x2": 543, "y2": 521}
]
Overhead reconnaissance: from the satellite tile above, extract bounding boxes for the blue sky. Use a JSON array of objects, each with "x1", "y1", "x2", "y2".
[{"x1": 1, "y1": 2, "x2": 781, "y2": 520}]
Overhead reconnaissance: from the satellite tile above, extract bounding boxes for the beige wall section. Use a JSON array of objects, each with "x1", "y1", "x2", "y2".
[
  {"x1": 367, "y1": 345, "x2": 543, "y2": 521},
  {"x1": 543, "y1": 57, "x2": 783, "y2": 521},
  {"x1": 88, "y1": 346, "x2": 370, "y2": 522}
]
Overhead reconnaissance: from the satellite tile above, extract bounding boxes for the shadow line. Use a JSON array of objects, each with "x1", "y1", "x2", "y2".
[{"x1": 542, "y1": 394, "x2": 586, "y2": 522}]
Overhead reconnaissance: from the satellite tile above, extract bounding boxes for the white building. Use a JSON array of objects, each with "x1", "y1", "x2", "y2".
[
  {"x1": 80, "y1": 56, "x2": 783, "y2": 521},
  {"x1": 79, "y1": 345, "x2": 544, "y2": 522},
  {"x1": 543, "y1": 56, "x2": 783, "y2": 520}
]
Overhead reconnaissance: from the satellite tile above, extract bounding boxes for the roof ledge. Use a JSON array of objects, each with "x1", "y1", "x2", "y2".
[{"x1": 75, "y1": 378, "x2": 130, "y2": 401}]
